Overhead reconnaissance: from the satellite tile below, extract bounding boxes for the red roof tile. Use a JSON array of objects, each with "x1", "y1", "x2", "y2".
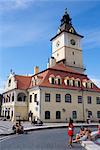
[
  {"x1": 29, "y1": 63, "x2": 100, "y2": 92},
  {"x1": 15, "y1": 75, "x2": 32, "y2": 90}
]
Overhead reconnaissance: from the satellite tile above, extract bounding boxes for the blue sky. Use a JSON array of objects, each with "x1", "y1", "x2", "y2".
[{"x1": 0, "y1": 0, "x2": 100, "y2": 93}]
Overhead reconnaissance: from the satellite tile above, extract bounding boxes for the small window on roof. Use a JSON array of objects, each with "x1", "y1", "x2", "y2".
[
  {"x1": 49, "y1": 74, "x2": 55, "y2": 84},
  {"x1": 64, "y1": 77, "x2": 70, "y2": 86},
  {"x1": 75, "y1": 79, "x2": 81, "y2": 87},
  {"x1": 56, "y1": 75, "x2": 62, "y2": 85},
  {"x1": 8, "y1": 79, "x2": 11, "y2": 87},
  {"x1": 70, "y1": 78, "x2": 75, "y2": 86}
]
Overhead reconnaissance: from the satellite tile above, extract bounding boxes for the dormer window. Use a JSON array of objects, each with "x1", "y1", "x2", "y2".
[
  {"x1": 8, "y1": 79, "x2": 11, "y2": 87},
  {"x1": 87, "y1": 81, "x2": 93, "y2": 89},
  {"x1": 82, "y1": 79, "x2": 87, "y2": 87},
  {"x1": 49, "y1": 74, "x2": 55, "y2": 84},
  {"x1": 70, "y1": 77, "x2": 74, "y2": 86},
  {"x1": 56, "y1": 75, "x2": 62, "y2": 85},
  {"x1": 75, "y1": 79, "x2": 81, "y2": 87},
  {"x1": 64, "y1": 77, "x2": 70, "y2": 86}
]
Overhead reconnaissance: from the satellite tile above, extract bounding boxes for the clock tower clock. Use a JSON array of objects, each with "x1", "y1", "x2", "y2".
[{"x1": 50, "y1": 9, "x2": 85, "y2": 74}]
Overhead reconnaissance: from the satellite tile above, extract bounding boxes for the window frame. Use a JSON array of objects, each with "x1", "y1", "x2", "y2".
[
  {"x1": 78, "y1": 96, "x2": 82, "y2": 103},
  {"x1": 87, "y1": 96, "x2": 92, "y2": 104},
  {"x1": 65, "y1": 94, "x2": 71, "y2": 103},
  {"x1": 45, "y1": 93, "x2": 50, "y2": 102},
  {"x1": 72, "y1": 111, "x2": 77, "y2": 119},
  {"x1": 96, "y1": 97, "x2": 100, "y2": 104},
  {"x1": 97, "y1": 111, "x2": 100, "y2": 118},
  {"x1": 56, "y1": 111, "x2": 61, "y2": 119},
  {"x1": 30, "y1": 95, "x2": 32, "y2": 103},
  {"x1": 56, "y1": 94, "x2": 61, "y2": 102},
  {"x1": 45, "y1": 111, "x2": 50, "y2": 119},
  {"x1": 34, "y1": 94, "x2": 37, "y2": 102}
]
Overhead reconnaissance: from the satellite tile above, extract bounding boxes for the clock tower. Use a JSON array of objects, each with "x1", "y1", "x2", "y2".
[{"x1": 50, "y1": 9, "x2": 85, "y2": 73}]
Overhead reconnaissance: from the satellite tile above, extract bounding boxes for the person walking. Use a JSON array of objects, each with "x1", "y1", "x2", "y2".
[{"x1": 67, "y1": 118, "x2": 74, "y2": 147}]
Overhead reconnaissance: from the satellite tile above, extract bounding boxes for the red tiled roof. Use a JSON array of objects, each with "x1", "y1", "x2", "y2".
[
  {"x1": 29, "y1": 63, "x2": 100, "y2": 92},
  {"x1": 15, "y1": 75, "x2": 32, "y2": 90},
  {"x1": 51, "y1": 62, "x2": 80, "y2": 74}
]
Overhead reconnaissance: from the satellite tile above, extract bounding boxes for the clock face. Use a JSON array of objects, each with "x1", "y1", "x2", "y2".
[
  {"x1": 70, "y1": 39, "x2": 76, "y2": 46},
  {"x1": 56, "y1": 41, "x2": 60, "y2": 47}
]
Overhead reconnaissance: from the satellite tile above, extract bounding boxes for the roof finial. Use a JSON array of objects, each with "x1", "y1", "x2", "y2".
[
  {"x1": 10, "y1": 69, "x2": 13, "y2": 74},
  {"x1": 65, "y1": 8, "x2": 67, "y2": 15}
]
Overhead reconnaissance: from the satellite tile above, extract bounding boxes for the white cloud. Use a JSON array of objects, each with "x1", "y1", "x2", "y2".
[
  {"x1": 82, "y1": 29, "x2": 100, "y2": 49},
  {"x1": 0, "y1": 0, "x2": 34, "y2": 11}
]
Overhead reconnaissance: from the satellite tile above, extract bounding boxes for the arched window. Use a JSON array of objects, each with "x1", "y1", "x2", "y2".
[
  {"x1": 45, "y1": 111, "x2": 50, "y2": 119},
  {"x1": 17, "y1": 93, "x2": 26, "y2": 102},
  {"x1": 65, "y1": 94, "x2": 71, "y2": 103}
]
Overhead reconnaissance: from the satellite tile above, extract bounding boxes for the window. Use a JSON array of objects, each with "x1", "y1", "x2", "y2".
[
  {"x1": 3, "y1": 97, "x2": 5, "y2": 103},
  {"x1": 8, "y1": 79, "x2": 11, "y2": 87},
  {"x1": 45, "y1": 93, "x2": 50, "y2": 102},
  {"x1": 72, "y1": 52, "x2": 74, "y2": 55},
  {"x1": 64, "y1": 77, "x2": 70, "y2": 86},
  {"x1": 73, "y1": 80, "x2": 75, "y2": 86},
  {"x1": 97, "y1": 111, "x2": 100, "y2": 118},
  {"x1": 73, "y1": 61, "x2": 75, "y2": 64},
  {"x1": 87, "y1": 96, "x2": 92, "y2": 104},
  {"x1": 67, "y1": 80, "x2": 70, "y2": 86},
  {"x1": 51, "y1": 78, "x2": 55, "y2": 84},
  {"x1": 65, "y1": 94, "x2": 71, "y2": 103},
  {"x1": 45, "y1": 111, "x2": 50, "y2": 119},
  {"x1": 88, "y1": 111, "x2": 92, "y2": 117},
  {"x1": 49, "y1": 75, "x2": 55, "y2": 84},
  {"x1": 34, "y1": 94, "x2": 37, "y2": 102},
  {"x1": 30, "y1": 95, "x2": 32, "y2": 103},
  {"x1": 18, "y1": 97, "x2": 22, "y2": 101},
  {"x1": 23, "y1": 96, "x2": 26, "y2": 102},
  {"x1": 17, "y1": 93, "x2": 26, "y2": 102},
  {"x1": 78, "y1": 96, "x2": 82, "y2": 103},
  {"x1": 12, "y1": 94, "x2": 14, "y2": 102},
  {"x1": 56, "y1": 94, "x2": 61, "y2": 102},
  {"x1": 75, "y1": 80, "x2": 81, "y2": 87},
  {"x1": 72, "y1": 111, "x2": 77, "y2": 119},
  {"x1": 96, "y1": 97, "x2": 100, "y2": 104},
  {"x1": 56, "y1": 111, "x2": 61, "y2": 119},
  {"x1": 86, "y1": 82, "x2": 88, "y2": 88},
  {"x1": 56, "y1": 76, "x2": 62, "y2": 85},
  {"x1": 78, "y1": 81, "x2": 81, "y2": 87},
  {"x1": 58, "y1": 78, "x2": 61, "y2": 85},
  {"x1": 7, "y1": 95, "x2": 10, "y2": 102}
]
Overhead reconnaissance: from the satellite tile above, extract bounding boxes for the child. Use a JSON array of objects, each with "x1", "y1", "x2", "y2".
[{"x1": 68, "y1": 119, "x2": 74, "y2": 147}]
